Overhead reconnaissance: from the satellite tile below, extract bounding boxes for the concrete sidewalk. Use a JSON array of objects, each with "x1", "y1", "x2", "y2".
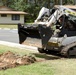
[{"x1": 0, "y1": 40, "x2": 38, "y2": 52}]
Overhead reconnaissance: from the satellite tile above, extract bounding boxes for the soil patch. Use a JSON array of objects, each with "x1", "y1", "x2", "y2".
[{"x1": 0, "y1": 51, "x2": 36, "y2": 70}]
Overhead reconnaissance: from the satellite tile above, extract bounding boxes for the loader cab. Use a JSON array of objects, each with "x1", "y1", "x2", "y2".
[{"x1": 58, "y1": 15, "x2": 76, "y2": 37}]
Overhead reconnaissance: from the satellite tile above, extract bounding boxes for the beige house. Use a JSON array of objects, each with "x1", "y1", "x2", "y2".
[{"x1": 0, "y1": 6, "x2": 28, "y2": 24}]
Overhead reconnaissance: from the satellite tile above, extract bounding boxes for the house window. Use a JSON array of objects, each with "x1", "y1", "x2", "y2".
[
  {"x1": 12, "y1": 14, "x2": 20, "y2": 20},
  {"x1": 1, "y1": 14, "x2": 7, "y2": 17}
]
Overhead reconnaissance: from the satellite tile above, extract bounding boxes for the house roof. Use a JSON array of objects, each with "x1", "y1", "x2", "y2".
[
  {"x1": 0, "y1": 6, "x2": 13, "y2": 11},
  {"x1": 55, "y1": 5, "x2": 76, "y2": 10},
  {"x1": 0, "y1": 11, "x2": 28, "y2": 15},
  {"x1": 0, "y1": 6, "x2": 28, "y2": 15}
]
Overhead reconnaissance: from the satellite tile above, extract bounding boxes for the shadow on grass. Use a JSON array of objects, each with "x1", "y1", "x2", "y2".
[
  {"x1": 32, "y1": 53, "x2": 61, "y2": 60},
  {"x1": 32, "y1": 52, "x2": 76, "y2": 60}
]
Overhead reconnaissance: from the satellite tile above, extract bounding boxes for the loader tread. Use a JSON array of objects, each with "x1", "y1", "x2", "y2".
[{"x1": 61, "y1": 42, "x2": 76, "y2": 57}]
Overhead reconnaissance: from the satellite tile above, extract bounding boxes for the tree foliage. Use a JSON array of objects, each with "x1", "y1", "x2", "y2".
[{"x1": 0, "y1": 0, "x2": 76, "y2": 22}]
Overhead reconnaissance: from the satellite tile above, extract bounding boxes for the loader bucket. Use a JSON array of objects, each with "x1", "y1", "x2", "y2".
[{"x1": 18, "y1": 23, "x2": 53, "y2": 48}]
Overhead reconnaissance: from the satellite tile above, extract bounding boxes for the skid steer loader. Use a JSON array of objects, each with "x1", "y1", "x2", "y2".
[{"x1": 18, "y1": 6, "x2": 76, "y2": 57}]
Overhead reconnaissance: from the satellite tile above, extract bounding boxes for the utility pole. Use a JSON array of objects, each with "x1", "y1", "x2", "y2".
[
  {"x1": 60, "y1": 0, "x2": 63, "y2": 5},
  {"x1": 60, "y1": 0, "x2": 62, "y2": 5}
]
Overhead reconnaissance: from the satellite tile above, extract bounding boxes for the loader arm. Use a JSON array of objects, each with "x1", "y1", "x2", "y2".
[
  {"x1": 38, "y1": 6, "x2": 64, "y2": 48},
  {"x1": 35, "y1": 7, "x2": 50, "y2": 23}
]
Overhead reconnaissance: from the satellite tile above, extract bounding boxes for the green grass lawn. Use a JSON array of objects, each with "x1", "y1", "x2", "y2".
[
  {"x1": 0, "y1": 45, "x2": 76, "y2": 75},
  {"x1": 0, "y1": 23, "x2": 33, "y2": 29},
  {"x1": 0, "y1": 45, "x2": 54, "y2": 75},
  {"x1": 0, "y1": 25, "x2": 17, "y2": 29}
]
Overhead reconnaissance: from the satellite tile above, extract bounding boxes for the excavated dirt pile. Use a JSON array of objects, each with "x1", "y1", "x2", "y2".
[{"x1": 0, "y1": 51, "x2": 36, "y2": 70}]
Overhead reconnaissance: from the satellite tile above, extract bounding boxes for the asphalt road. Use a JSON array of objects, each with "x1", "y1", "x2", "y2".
[
  {"x1": 0, "y1": 29, "x2": 19, "y2": 43},
  {"x1": 0, "y1": 29, "x2": 38, "y2": 52}
]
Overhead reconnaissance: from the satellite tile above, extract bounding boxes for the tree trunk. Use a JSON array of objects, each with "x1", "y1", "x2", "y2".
[
  {"x1": 47, "y1": 0, "x2": 51, "y2": 8},
  {"x1": 54, "y1": 0, "x2": 59, "y2": 5}
]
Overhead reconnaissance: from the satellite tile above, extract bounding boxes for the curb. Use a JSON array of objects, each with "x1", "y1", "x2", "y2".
[{"x1": 0, "y1": 40, "x2": 38, "y2": 52}]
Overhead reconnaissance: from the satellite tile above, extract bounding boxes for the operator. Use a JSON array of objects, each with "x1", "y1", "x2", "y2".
[
  {"x1": 58, "y1": 16, "x2": 75, "y2": 31},
  {"x1": 52, "y1": 17, "x2": 63, "y2": 37}
]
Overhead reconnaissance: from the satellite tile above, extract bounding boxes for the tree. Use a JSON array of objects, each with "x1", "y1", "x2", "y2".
[
  {"x1": 0, "y1": 0, "x2": 11, "y2": 6},
  {"x1": 0, "y1": 0, "x2": 75, "y2": 22},
  {"x1": 63, "y1": 0, "x2": 74, "y2": 4}
]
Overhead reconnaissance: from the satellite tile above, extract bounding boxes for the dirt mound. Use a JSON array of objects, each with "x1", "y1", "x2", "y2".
[{"x1": 0, "y1": 51, "x2": 36, "y2": 70}]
